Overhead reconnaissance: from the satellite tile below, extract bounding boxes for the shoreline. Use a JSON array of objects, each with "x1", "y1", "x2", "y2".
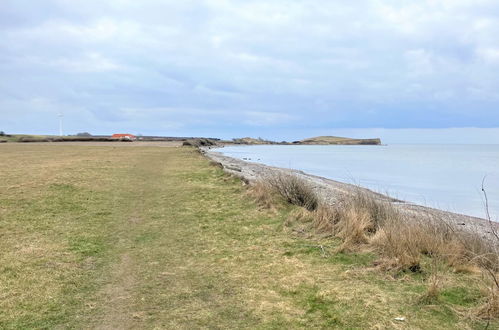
[{"x1": 203, "y1": 147, "x2": 499, "y2": 240}]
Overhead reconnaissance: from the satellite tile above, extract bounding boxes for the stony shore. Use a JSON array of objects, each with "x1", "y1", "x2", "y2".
[{"x1": 203, "y1": 147, "x2": 499, "y2": 240}]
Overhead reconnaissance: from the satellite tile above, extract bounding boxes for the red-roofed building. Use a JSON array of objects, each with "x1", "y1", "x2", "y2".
[{"x1": 111, "y1": 133, "x2": 137, "y2": 141}]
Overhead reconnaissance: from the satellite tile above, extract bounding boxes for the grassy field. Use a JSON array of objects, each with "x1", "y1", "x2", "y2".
[{"x1": 0, "y1": 144, "x2": 496, "y2": 329}]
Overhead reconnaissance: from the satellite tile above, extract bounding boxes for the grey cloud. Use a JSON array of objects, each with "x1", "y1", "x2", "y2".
[{"x1": 1, "y1": 0, "x2": 499, "y2": 138}]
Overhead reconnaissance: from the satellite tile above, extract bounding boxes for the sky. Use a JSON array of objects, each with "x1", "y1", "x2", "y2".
[{"x1": 1, "y1": 0, "x2": 499, "y2": 143}]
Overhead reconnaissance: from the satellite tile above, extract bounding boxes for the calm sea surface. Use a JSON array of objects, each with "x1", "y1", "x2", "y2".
[{"x1": 219, "y1": 144, "x2": 499, "y2": 220}]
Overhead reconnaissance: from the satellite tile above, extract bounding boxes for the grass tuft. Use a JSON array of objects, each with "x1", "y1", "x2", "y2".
[{"x1": 418, "y1": 274, "x2": 441, "y2": 305}]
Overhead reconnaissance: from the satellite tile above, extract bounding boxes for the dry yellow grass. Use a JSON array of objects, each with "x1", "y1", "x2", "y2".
[
  {"x1": 477, "y1": 287, "x2": 499, "y2": 320},
  {"x1": 246, "y1": 180, "x2": 280, "y2": 211}
]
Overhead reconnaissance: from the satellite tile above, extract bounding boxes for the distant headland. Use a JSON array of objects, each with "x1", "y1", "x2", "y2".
[{"x1": 225, "y1": 136, "x2": 382, "y2": 146}]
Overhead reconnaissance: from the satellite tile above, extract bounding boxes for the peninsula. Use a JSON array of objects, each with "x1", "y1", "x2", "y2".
[{"x1": 227, "y1": 135, "x2": 382, "y2": 145}]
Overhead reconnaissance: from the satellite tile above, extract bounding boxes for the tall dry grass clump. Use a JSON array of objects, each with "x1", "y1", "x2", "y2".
[
  {"x1": 342, "y1": 190, "x2": 397, "y2": 230},
  {"x1": 247, "y1": 181, "x2": 279, "y2": 210},
  {"x1": 370, "y1": 216, "x2": 451, "y2": 271},
  {"x1": 266, "y1": 173, "x2": 318, "y2": 211},
  {"x1": 418, "y1": 273, "x2": 442, "y2": 305},
  {"x1": 335, "y1": 208, "x2": 373, "y2": 251},
  {"x1": 308, "y1": 191, "x2": 398, "y2": 253},
  {"x1": 310, "y1": 205, "x2": 337, "y2": 234}
]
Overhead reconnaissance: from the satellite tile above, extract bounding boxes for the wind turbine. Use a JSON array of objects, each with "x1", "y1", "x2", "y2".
[{"x1": 58, "y1": 112, "x2": 64, "y2": 136}]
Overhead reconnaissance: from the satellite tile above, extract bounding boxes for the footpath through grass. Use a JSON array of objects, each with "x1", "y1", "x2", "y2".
[{"x1": 0, "y1": 144, "x2": 495, "y2": 329}]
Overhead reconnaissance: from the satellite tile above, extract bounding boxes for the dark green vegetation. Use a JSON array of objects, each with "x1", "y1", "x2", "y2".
[
  {"x1": 182, "y1": 138, "x2": 218, "y2": 147},
  {"x1": 0, "y1": 144, "x2": 495, "y2": 328}
]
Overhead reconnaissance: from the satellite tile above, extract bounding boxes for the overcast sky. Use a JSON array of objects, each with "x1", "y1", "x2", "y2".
[{"x1": 1, "y1": 0, "x2": 499, "y2": 142}]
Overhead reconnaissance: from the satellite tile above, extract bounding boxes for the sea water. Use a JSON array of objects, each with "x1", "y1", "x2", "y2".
[{"x1": 219, "y1": 144, "x2": 499, "y2": 220}]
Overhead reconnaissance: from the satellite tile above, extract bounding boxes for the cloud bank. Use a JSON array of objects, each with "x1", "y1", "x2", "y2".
[{"x1": 1, "y1": 0, "x2": 499, "y2": 140}]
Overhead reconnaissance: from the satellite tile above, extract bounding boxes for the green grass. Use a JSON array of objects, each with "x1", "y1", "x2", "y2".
[
  {"x1": 441, "y1": 287, "x2": 482, "y2": 307},
  {"x1": 0, "y1": 144, "x2": 495, "y2": 329}
]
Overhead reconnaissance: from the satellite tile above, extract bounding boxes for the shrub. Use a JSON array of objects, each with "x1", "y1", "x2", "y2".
[
  {"x1": 183, "y1": 139, "x2": 217, "y2": 147},
  {"x1": 266, "y1": 173, "x2": 318, "y2": 211}
]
